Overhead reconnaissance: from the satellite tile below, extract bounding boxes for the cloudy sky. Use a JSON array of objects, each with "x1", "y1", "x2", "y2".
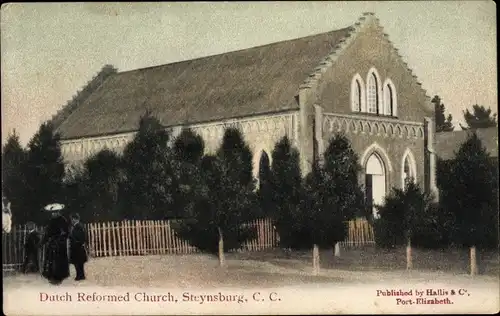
[{"x1": 1, "y1": 1, "x2": 496, "y2": 145}]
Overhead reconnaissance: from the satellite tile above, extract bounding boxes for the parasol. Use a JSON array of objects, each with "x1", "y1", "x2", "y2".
[{"x1": 44, "y1": 203, "x2": 65, "y2": 211}]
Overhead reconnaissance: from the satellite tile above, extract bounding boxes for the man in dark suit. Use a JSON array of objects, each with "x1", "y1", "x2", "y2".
[
  {"x1": 22, "y1": 221, "x2": 40, "y2": 273},
  {"x1": 69, "y1": 213, "x2": 88, "y2": 281}
]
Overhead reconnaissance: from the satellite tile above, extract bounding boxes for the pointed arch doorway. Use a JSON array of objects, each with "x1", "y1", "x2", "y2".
[{"x1": 365, "y1": 153, "x2": 386, "y2": 219}]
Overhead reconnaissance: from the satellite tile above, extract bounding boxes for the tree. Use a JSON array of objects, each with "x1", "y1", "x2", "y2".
[
  {"x1": 64, "y1": 149, "x2": 124, "y2": 222},
  {"x1": 210, "y1": 127, "x2": 258, "y2": 261},
  {"x1": 375, "y1": 181, "x2": 435, "y2": 270},
  {"x1": 461, "y1": 105, "x2": 497, "y2": 129},
  {"x1": 174, "y1": 128, "x2": 258, "y2": 266},
  {"x1": 322, "y1": 134, "x2": 366, "y2": 255},
  {"x1": 121, "y1": 112, "x2": 178, "y2": 219},
  {"x1": 257, "y1": 150, "x2": 272, "y2": 219},
  {"x1": 173, "y1": 128, "x2": 205, "y2": 164},
  {"x1": 300, "y1": 134, "x2": 365, "y2": 274},
  {"x1": 446, "y1": 132, "x2": 497, "y2": 275},
  {"x1": 61, "y1": 165, "x2": 87, "y2": 219},
  {"x1": 1, "y1": 130, "x2": 28, "y2": 224},
  {"x1": 22, "y1": 122, "x2": 65, "y2": 224},
  {"x1": 431, "y1": 95, "x2": 454, "y2": 132},
  {"x1": 268, "y1": 136, "x2": 304, "y2": 249},
  {"x1": 172, "y1": 128, "x2": 205, "y2": 218}
]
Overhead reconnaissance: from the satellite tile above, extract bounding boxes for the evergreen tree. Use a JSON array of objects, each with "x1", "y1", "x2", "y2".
[
  {"x1": 172, "y1": 128, "x2": 205, "y2": 218},
  {"x1": 121, "y1": 112, "x2": 177, "y2": 219},
  {"x1": 174, "y1": 128, "x2": 258, "y2": 266},
  {"x1": 1, "y1": 130, "x2": 28, "y2": 224},
  {"x1": 322, "y1": 134, "x2": 366, "y2": 222},
  {"x1": 300, "y1": 134, "x2": 365, "y2": 274},
  {"x1": 432, "y1": 95, "x2": 454, "y2": 132},
  {"x1": 61, "y1": 165, "x2": 87, "y2": 219},
  {"x1": 65, "y1": 149, "x2": 124, "y2": 222},
  {"x1": 268, "y1": 136, "x2": 304, "y2": 248},
  {"x1": 22, "y1": 122, "x2": 65, "y2": 224},
  {"x1": 374, "y1": 181, "x2": 435, "y2": 269},
  {"x1": 257, "y1": 150, "x2": 272, "y2": 219},
  {"x1": 173, "y1": 128, "x2": 205, "y2": 164},
  {"x1": 462, "y1": 105, "x2": 497, "y2": 129},
  {"x1": 446, "y1": 132, "x2": 497, "y2": 274}
]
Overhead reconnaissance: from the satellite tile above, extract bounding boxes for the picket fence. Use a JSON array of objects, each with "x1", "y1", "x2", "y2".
[
  {"x1": 2, "y1": 224, "x2": 46, "y2": 272},
  {"x1": 340, "y1": 217, "x2": 376, "y2": 248},
  {"x1": 2, "y1": 218, "x2": 374, "y2": 271},
  {"x1": 87, "y1": 218, "x2": 280, "y2": 257}
]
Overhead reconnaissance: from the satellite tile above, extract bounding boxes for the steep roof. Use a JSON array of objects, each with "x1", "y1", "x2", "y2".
[
  {"x1": 435, "y1": 127, "x2": 498, "y2": 160},
  {"x1": 56, "y1": 27, "x2": 351, "y2": 140}
]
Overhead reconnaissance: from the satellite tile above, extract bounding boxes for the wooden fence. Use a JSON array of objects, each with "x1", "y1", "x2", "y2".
[
  {"x1": 339, "y1": 217, "x2": 376, "y2": 248},
  {"x1": 87, "y1": 218, "x2": 280, "y2": 257},
  {"x1": 2, "y1": 224, "x2": 45, "y2": 272},
  {"x1": 2, "y1": 218, "x2": 375, "y2": 271}
]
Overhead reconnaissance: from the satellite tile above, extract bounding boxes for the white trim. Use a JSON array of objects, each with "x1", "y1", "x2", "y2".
[
  {"x1": 366, "y1": 67, "x2": 383, "y2": 114},
  {"x1": 59, "y1": 110, "x2": 299, "y2": 145},
  {"x1": 350, "y1": 74, "x2": 366, "y2": 112},
  {"x1": 323, "y1": 112, "x2": 423, "y2": 127},
  {"x1": 360, "y1": 142, "x2": 393, "y2": 172},
  {"x1": 382, "y1": 78, "x2": 398, "y2": 116},
  {"x1": 401, "y1": 148, "x2": 417, "y2": 188}
]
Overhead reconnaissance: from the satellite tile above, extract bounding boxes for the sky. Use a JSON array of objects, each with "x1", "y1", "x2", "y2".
[{"x1": 1, "y1": 1, "x2": 497, "y2": 146}]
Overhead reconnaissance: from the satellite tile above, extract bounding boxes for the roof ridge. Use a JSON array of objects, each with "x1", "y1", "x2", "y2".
[
  {"x1": 299, "y1": 13, "x2": 374, "y2": 91},
  {"x1": 115, "y1": 27, "x2": 350, "y2": 76},
  {"x1": 299, "y1": 12, "x2": 434, "y2": 114}
]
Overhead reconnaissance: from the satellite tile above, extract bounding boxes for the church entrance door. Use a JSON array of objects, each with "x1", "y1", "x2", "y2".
[{"x1": 365, "y1": 153, "x2": 386, "y2": 219}]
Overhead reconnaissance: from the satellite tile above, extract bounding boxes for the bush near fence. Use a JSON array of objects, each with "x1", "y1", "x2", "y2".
[{"x1": 2, "y1": 218, "x2": 375, "y2": 270}]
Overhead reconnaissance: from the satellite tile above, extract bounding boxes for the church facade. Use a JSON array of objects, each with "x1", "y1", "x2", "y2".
[{"x1": 54, "y1": 13, "x2": 439, "y2": 216}]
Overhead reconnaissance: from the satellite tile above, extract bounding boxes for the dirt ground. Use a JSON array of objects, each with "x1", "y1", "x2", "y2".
[
  {"x1": 4, "y1": 247, "x2": 499, "y2": 288},
  {"x1": 232, "y1": 247, "x2": 500, "y2": 276},
  {"x1": 3, "y1": 248, "x2": 499, "y2": 315}
]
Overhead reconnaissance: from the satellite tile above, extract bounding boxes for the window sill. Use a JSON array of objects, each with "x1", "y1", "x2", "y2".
[{"x1": 351, "y1": 112, "x2": 398, "y2": 119}]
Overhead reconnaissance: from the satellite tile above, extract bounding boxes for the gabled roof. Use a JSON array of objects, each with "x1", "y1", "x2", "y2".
[
  {"x1": 56, "y1": 27, "x2": 352, "y2": 140},
  {"x1": 56, "y1": 12, "x2": 433, "y2": 141},
  {"x1": 435, "y1": 127, "x2": 498, "y2": 160}
]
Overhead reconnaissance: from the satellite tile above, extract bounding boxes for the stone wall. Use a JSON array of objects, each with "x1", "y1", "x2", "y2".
[
  {"x1": 318, "y1": 111, "x2": 426, "y2": 192},
  {"x1": 60, "y1": 111, "x2": 299, "y2": 180},
  {"x1": 315, "y1": 15, "x2": 434, "y2": 122}
]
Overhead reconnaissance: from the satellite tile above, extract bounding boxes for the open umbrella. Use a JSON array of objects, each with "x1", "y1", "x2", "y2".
[{"x1": 44, "y1": 203, "x2": 65, "y2": 212}]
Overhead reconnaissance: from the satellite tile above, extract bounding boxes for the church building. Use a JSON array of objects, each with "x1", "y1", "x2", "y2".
[{"x1": 53, "y1": 13, "x2": 439, "y2": 217}]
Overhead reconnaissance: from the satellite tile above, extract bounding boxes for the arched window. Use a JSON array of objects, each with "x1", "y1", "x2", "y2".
[
  {"x1": 367, "y1": 72, "x2": 379, "y2": 114},
  {"x1": 385, "y1": 85, "x2": 393, "y2": 115},
  {"x1": 354, "y1": 81, "x2": 362, "y2": 111},
  {"x1": 350, "y1": 74, "x2": 365, "y2": 112},
  {"x1": 383, "y1": 78, "x2": 398, "y2": 116},
  {"x1": 401, "y1": 150, "x2": 417, "y2": 188},
  {"x1": 403, "y1": 158, "x2": 411, "y2": 185}
]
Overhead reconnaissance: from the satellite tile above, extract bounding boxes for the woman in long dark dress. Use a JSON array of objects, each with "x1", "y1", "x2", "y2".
[{"x1": 41, "y1": 210, "x2": 70, "y2": 285}]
